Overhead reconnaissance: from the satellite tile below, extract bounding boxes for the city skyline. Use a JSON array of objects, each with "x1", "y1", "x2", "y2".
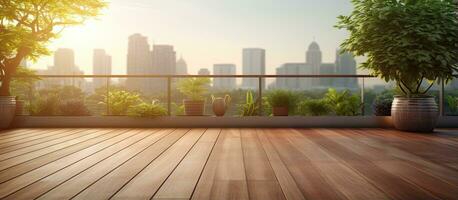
[{"x1": 31, "y1": 0, "x2": 356, "y2": 76}]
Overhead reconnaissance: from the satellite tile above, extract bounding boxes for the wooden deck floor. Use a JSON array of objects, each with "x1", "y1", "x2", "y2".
[{"x1": 0, "y1": 128, "x2": 456, "y2": 200}]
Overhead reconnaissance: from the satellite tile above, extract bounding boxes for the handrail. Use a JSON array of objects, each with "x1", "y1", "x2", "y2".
[{"x1": 10, "y1": 74, "x2": 375, "y2": 78}]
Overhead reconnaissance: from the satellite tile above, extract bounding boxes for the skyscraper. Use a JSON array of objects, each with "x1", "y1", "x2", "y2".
[
  {"x1": 335, "y1": 50, "x2": 358, "y2": 89},
  {"x1": 276, "y1": 63, "x2": 312, "y2": 90},
  {"x1": 126, "y1": 33, "x2": 152, "y2": 93},
  {"x1": 176, "y1": 56, "x2": 188, "y2": 75},
  {"x1": 151, "y1": 45, "x2": 176, "y2": 91},
  {"x1": 242, "y1": 48, "x2": 265, "y2": 89},
  {"x1": 92, "y1": 49, "x2": 112, "y2": 90},
  {"x1": 306, "y1": 41, "x2": 322, "y2": 87},
  {"x1": 213, "y1": 64, "x2": 236, "y2": 90},
  {"x1": 38, "y1": 48, "x2": 85, "y2": 89}
]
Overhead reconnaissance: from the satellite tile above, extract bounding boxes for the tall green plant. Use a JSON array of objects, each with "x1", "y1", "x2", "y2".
[
  {"x1": 325, "y1": 88, "x2": 362, "y2": 116},
  {"x1": 336, "y1": 0, "x2": 458, "y2": 96},
  {"x1": 100, "y1": 90, "x2": 141, "y2": 115},
  {"x1": 239, "y1": 90, "x2": 259, "y2": 116},
  {"x1": 177, "y1": 78, "x2": 211, "y2": 101},
  {"x1": 265, "y1": 90, "x2": 298, "y2": 110},
  {"x1": 446, "y1": 95, "x2": 458, "y2": 114}
]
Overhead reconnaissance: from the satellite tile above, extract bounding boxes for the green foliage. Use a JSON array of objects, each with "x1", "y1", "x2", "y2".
[
  {"x1": 29, "y1": 95, "x2": 60, "y2": 116},
  {"x1": 325, "y1": 88, "x2": 362, "y2": 116},
  {"x1": 239, "y1": 90, "x2": 259, "y2": 116},
  {"x1": 265, "y1": 90, "x2": 298, "y2": 112},
  {"x1": 0, "y1": 0, "x2": 107, "y2": 96},
  {"x1": 336, "y1": 0, "x2": 458, "y2": 96},
  {"x1": 177, "y1": 78, "x2": 211, "y2": 101},
  {"x1": 372, "y1": 90, "x2": 395, "y2": 116},
  {"x1": 446, "y1": 95, "x2": 458, "y2": 114},
  {"x1": 100, "y1": 90, "x2": 141, "y2": 115},
  {"x1": 127, "y1": 100, "x2": 167, "y2": 117},
  {"x1": 59, "y1": 100, "x2": 91, "y2": 116},
  {"x1": 297, "y1": 99, "x2": 332, "y2": 116},
  {"x1": 10, "y1": 66, "x2": 40, "y2": 100}
]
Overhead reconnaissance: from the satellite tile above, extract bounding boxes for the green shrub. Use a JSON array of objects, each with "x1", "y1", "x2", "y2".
[
  {"x1": 177, "y1": 78, "x2": 211, "y2": 101},
  {"x1": 100, "y1": 90, "x2": 141, "y2": 115},
  {"x1": 325, "y1": 88, "x2": 362, "y2": 116},
  {"x1": 29, "y1": 95, "x2": 60, "y2": 116},
  {"x1": 265, "y1": 90, "x2": 298, "y2": 112},
  {"x1": 127, "y1": 100, "x2": 167, "y2": 117},
  {"x1": 297, "y1": 99, "x2": 331, "y2": 116},
  {"x1": 446, "y1": 95, "x2": 458, "y2": 114},
  {"x1": 372, "y1": 91, "x2": 395, "y2": 116},
  {"x1": 59, "y1": 100, "x2": 91, "y2": 116}
]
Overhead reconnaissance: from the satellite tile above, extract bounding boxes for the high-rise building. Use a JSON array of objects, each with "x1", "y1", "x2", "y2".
[
  {"x1": 151, "y1": 45, "x2": 176, "y2": 91},
  {"x1": 306, "y1": 41, "x2": 322, "y2": 87},
  {"x1": 198, "y1": 68, "x2": 210, "y2": 75},
  {"x1": 276, "y1": 63, "x2": 312, "y2": 90},
  {"x1": 213, "y1": 64, "x2": 236, "y2": 90},
  {"x1": 176, "y1": 56, "x2": 188, "y2": 75},
  {"x1": 242, "y1": 48, "x2": 265, "y2": 89},
  {"x1": 335, "y1": 50, "x2": 358, "y2": 89},
  {"x1": 92, "y1": 49, "x2": 112, "y2": 90},
  {"x1": 320, "y1": 63, "x2": 336, "y2": 88},
  {"x1": 37, "y1": 48, "x2": 85, "y2": 89},
  {"x1": 126, "y1": 33, "x2": 152, "y2": 93}
]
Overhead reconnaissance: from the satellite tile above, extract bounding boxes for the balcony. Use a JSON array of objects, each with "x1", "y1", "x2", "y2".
[{"x1": 0, "y1": 128, "x2": 457, "y2": 199}]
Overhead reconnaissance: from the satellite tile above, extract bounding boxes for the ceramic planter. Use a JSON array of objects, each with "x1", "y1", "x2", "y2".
[
  {"x1": 391, "y1": 96, "x2": 438, "y2": 132},
  {"x1": 0, "y1": 96, "x2": 16, "y2": 129}
]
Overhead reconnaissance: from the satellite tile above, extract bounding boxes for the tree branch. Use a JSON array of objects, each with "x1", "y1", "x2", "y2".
[
  {"x1": 415, "y1": 77, "x2": 423, "y2": 93},
  {"x1": 397, "y1": 82, "x2": 408, "y2": 95},
  {"x1": 400, "y1": 79, "x2": 414, "y2": 94},
  {"x1": 421, "y1": 81, "x2": 435, "y2": 94}
]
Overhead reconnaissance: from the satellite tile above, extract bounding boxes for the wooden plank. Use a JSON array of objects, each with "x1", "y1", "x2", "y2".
[
  {"x1": 2, "y1": 128, "x2": 167, "y2": 200},
  {"x1": 302, "y1": 128, "x2": 441, "y2": 200},
  {"x1": 0, "y1": 129, "x2": 129, "y2": 183},
  {"x1": 0, "y1": 128, "x2": 67, "y2": 145},
  {"x1": 240, "y1": 128, "x2": 286, "y2": 200},
  {"x1": 256, "y1": 129, "x2": 305, "y2": 200},
  {"x1": 191, "y1": 129, "x2": 249, "y2": 200},
  {"x1": 285, "y1": 129, "x2": 389, "y2": 200},
  {"x1": 0, "y1": 129, "x2": 108, "y2": 171},
  {"x1": 153, "y1": 129, "x2": 220, "y2": 200},
  {"x1": 0, "y1": 128, "x2": 91, "y2": 154},
  {"x1": 35, "y1": 129, "x2": 184, "y2": 200},
  {"x1": 0, "y1": 129, "x2": 40, "y2": 140},
  {"x1": 99, "y1": 129, "x2": 203, "y2": 200},
  {"x1": 0, "y1": 128, "x2": 96, "y2": 160},
  {"x1": 263, "y1": 129, "x2": 346, "y2": 200}
]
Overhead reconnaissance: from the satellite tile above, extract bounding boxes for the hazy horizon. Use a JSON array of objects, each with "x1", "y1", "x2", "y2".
[{"x1": 33, "y1": 0, "x2": 361, "y2": 75}]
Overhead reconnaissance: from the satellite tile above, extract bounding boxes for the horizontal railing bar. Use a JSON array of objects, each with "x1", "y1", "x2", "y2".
[{"x1": 10, "y1": 74, "x2": 376, "y2": 78}]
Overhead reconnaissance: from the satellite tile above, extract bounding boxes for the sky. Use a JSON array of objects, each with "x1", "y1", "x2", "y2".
[{"x1": 33, "y1": 0, "x2": 359, "y2": 75}]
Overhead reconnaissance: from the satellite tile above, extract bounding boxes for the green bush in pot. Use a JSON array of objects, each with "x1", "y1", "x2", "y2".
[
  {"x1": 337, "y1": 0, "x2": 458, "y2": 132},
  {"x1": 265, "y1": 90, "x2": 298, "y2": 116},
  {"x1": 177, "y1": 78, "x2": 211, "y2": 116}
]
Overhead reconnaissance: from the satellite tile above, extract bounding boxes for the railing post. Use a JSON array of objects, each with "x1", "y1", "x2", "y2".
[
  {"x1": 258, "y1": 76, "x2": 263, "y2": 116},
  {"x1": 167, "y1": 77, "x2": 172, "y2": 116},
  {"x1": 360, "y1": 77, "x2": 365, "y2": 116},
  {"x1": 439, "y1": 79, "x2": 445, "y2": 116},
  {"x1": 106, "y1": 77, "x2": 110, "y2": 115}
]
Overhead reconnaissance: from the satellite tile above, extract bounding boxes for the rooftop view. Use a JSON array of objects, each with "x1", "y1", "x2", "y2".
[{"x1": 0, "y1": 0, "x2": 457, "y2": 199}]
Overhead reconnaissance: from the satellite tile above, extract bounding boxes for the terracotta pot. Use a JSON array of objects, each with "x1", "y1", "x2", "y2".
[
  {"x1": 212, "y1": 95, "x2": 231, "y2": 117},
  {"x1": 272, "y1": 106, "x2": 288, "y2": 116},
  {"x1": 183, "y1": 100, "x2": 205, "y2": 116},
  {"x1": 0, "y1": 96, "x2": 16, "y2": 129},
  {"x1": 16, "y1": 100, "x2": 25, "y2": 116},
  {"x1": 391, "y1": 96, "x2": 438, "y2": 133}
]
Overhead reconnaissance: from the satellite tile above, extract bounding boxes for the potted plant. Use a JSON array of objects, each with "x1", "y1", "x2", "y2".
[
  {"x1": 239, "y1": 90, "x2": 259, "y2": 116},
  {"x1": 211, "y1": 94, "x2": 231, "y2": 117},
  {"x1": 266, "y1": 90, "x2": 297, "y2": 116},
  {"x1": 177, "y1": 78, "x2": 211, "y2": 116},
  {"x1": 0, "y1": 1, "x2": 106, "y2": 128},
  {"x1": 337, "y1": 0, "x2": 458, "y2": 132}
]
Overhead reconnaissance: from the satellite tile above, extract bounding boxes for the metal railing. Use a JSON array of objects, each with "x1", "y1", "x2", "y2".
[{"x1": 9, "y1": 74, "x2": 458, "y2": 116}]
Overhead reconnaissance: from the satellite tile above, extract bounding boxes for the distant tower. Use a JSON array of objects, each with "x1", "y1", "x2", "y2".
[
  {"x1": 198, "y1": 68, "x2": 210, "y2": 75},
  {"x1": 335, "y1": 49, "x2": 358, "y2": 89},
  {"x1": 306, "y1": 41, "x2": 322, "y2": 87},
  {"x1": 213, "y1": 64, "x2": 236, "y2": 90},
  {"x1": 126, "y1": 33, "x2": 152, "y2": 92},
  {"x1": 39, "y1": 48, "x2": 85, "y2": 89},
  {"x1": 151, "y1": 45, "x2": 176, "y2": 91},
  {"x1": 93, "y1": 49, "x2": 112, "y2": 90},
  {"x1": 242, "y1": 48, "x2": 266, "y2": 89},
  {"x1": 175, "y1": 56, "x2": 188, "y2": 75}
]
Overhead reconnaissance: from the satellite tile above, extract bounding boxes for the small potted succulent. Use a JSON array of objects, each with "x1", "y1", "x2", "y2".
[
  {"x1": 266, "y1": 90, "x2": 297, "y2": 116},
  {"x1": 177, "y1": 78, "x2": 211, "y2": 116},
  {"x1": 211, "y1": 94, "x2": 231, "y2": 117},
  {"x1": 337, "y1": 0, "x2": 458, "y2": 132}
]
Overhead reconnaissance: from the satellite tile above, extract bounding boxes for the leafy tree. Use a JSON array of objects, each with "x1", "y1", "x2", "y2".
[
  {"x1": 0, "y1": 0, "x2": 107, "y2": 96},
  {"x1": 10, "y1": 66, "x2": 40, "y2": 100},
  {"x1": 336, "y1": 0, "x2": 458, "y2": 96}
]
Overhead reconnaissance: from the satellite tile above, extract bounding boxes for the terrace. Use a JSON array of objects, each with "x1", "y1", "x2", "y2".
[{"x1": 1, "y1": 74, "x2": 457, "y2": 199}]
